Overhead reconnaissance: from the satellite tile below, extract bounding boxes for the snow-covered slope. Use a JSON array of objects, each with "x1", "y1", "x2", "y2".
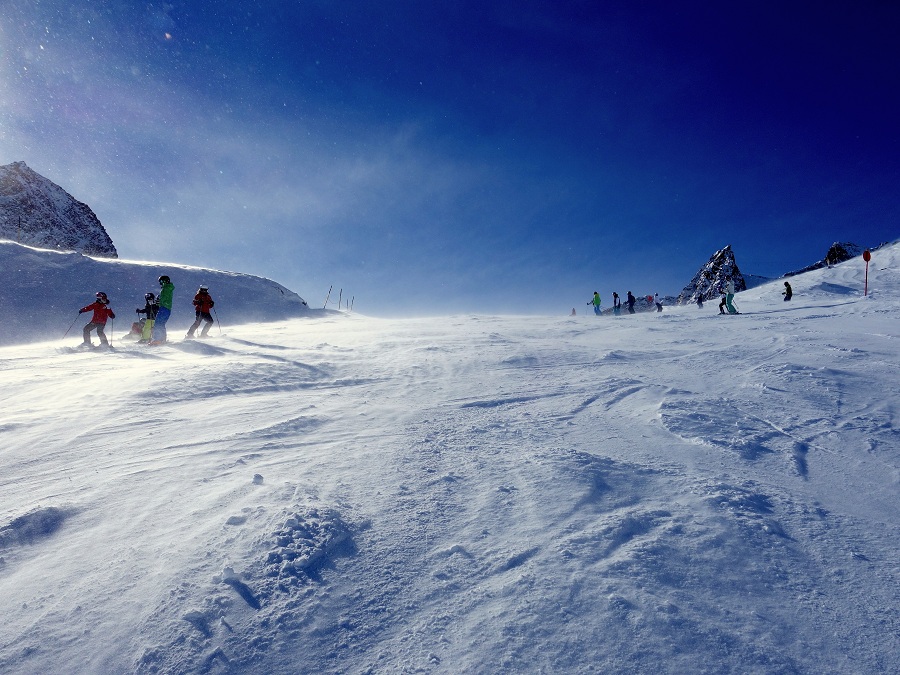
[
  {"x1": 0, "y1": 162, "x2": 117, "y2": 258},
  {"x1": 0, "y1": 243, "x2": 897, "y2": 674},
  {"x1": 0, "y1": 240, "x2": 311, "y2": 346}
]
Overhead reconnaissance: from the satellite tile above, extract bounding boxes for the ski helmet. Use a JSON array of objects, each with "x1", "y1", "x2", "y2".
[
  {"x1": 145, "y1": 292, "x2": 156, "y2": 301},
  {"x1": 158, "y1": 275, "x2": 170, "y2": 285},
  {"x1": 96, "y1": 292, "x2": 108, "y2": 303},
  {"x1": 198, "y1": 285, "x2": 208, "y2": 292}
]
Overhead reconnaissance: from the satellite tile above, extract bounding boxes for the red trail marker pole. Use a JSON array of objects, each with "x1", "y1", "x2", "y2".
[{"x1": 863, "y1": 249, "x2": 871, "y2": 296}]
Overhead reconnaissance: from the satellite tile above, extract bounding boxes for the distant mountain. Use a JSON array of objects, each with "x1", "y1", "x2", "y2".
[
  {"x1": 784, "y1": 242, "x2": 861, "y2": 277},
  {"x1": 675, "y1": 245, "x2": 746, "y2": 305},
  {"x1": 0, "y1": 161, "x2": 117, "y2": 258}
]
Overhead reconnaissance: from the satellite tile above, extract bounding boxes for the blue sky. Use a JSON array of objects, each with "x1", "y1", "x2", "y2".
[{"x1": 1, "y1": 1, "x2": 898, "y2": 314}]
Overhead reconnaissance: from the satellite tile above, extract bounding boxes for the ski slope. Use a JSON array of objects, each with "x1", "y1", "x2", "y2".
[{"x1": 0, "y1": 244, "x2": 897, "y2": 674}]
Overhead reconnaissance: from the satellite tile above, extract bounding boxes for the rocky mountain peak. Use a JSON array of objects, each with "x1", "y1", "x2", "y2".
[
  {"x1": 676, "y1": 244, "x2": 747, "y2": 304},
  {"x1": 0, "y1": 161, "x2": 117, "y2": 258}
]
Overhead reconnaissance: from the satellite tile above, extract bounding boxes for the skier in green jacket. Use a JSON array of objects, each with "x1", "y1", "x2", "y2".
[
  {"x1": 587, "y1": 291, "x2": 602, "y2": 316},
  {"x1": 151, "y1": 275, "x2": 174, "y2": 344}
]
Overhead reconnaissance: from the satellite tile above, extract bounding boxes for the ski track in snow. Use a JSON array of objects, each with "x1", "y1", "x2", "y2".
[{"x1": 0, "y1": 247, "x2": 899, "y2": 673}]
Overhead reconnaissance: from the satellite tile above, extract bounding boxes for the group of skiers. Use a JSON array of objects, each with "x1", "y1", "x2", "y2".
[
  {"x1": 583, "y1": 290, "x2": 660, "y2": 316},
  {"x1": 77, "y1": 275, "x2": 216, "y2": 348},
  {"x1": 580, "y1": 278, "x2": 794, "y2": 318}
]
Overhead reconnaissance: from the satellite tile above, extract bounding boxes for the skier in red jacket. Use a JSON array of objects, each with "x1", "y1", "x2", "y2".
[
  {"x1": 79, "y1": 292, "x2": 116, "y2": 347},
  {"x1": 186, "y1": 285, "x2": 215, "y2": 338}
]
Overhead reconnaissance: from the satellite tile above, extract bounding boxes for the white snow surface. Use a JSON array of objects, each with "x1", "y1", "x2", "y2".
[{"x1": 1, "y1": 243, "x2": 898, "y2": 674}]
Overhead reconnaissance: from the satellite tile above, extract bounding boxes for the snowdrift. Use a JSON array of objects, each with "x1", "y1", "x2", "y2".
[{"x1": 0, "y1": 240, "x2": 313, "y2": 346}]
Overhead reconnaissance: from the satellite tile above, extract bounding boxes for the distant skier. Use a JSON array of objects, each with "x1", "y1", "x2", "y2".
[
  {"x1": 782, "y1": 281, "x2": 793, "y2": 301},
  {"x1": 612, "y1": 292, "x2": 621, "y2": 316},
  {"x1": 79, "y1": 292, "x2": 116, "y2": 348},
  {"x1": 696, "y1": 295, "x2": 704, "y2": 309},
  {"x1": 151, "y1": 275, "x2": 174, "y2": 345},
  {"x1": 135, "y1": 292, "x2": 158, "y2": 343},
  {"x1": 626, "y1": 291, "x2": 636, "y2": 314},
  {"x1": 725, "y1": 279, "x2": 738, "y2": 314},
  {"x1": 570, "y1": 308, "x2": 576, "y2": 316},
  {"x1": 655, "y1": 293, "x2": 663, "y2": 312},
  {"x1": 187, "y1": 285, "x2": 215, "y2": 338},
  {"x1": 587, "y1": 291, "x2": 602, "y2": 316}
]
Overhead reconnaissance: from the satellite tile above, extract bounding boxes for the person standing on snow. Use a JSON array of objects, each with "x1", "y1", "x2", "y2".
[
  {"x1": 587, "y1": 291, "x2": 602, "y2": 316},
  {"x1": 782, "y1": 281, "x2": 793, "y2": 301},
  {"x1": 696, "y1": 294, "x2": 704, "y2": 309},
  {"x1": 135, "y1": 292, "x2": 158, "y2": 343},
  {"x1": 626, "y1": 291, "x2": 636, "y2": 314},
  {"x1": 151, "y1": 275, "x2": 174, "y2": 344},
  {"x1": 655, "y1": 293, "x2": 663, "y2": 312},
  {"x1": 79, "y1": 292, "x2": 116, "y2": 348},
  {"x1": 724, "y1": 278, "x2": 738, "y2": 314},
  {"x1": 187, "y1": 285, "x2": 215, "y2": 338},
  {"x1": 612, "y1": 292, "x2": 622, "y2": 316}
]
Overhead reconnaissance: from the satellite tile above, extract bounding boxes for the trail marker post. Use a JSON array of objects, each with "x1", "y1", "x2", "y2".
[{"x1": 863, "y1": 249, "x2": 871, "y2": 296}]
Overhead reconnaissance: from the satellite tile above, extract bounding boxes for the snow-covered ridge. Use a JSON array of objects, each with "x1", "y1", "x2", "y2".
[
  {"x1": 0, "y1": 162, "x2": 117, "y2": 258},
  {"x1": 0, "y1": 240, "x2": 313, "y2": 346}
]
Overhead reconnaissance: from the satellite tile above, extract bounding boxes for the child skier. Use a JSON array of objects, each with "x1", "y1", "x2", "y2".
[
  {"x1": 136, "y1": 292, "x2": 159, "y2": 343},
  {"x1": 186, "y1": 285, "x2": 215, "y2": 338},
  {"x1": 151, "y1": 275, "x2": 174, "y2": 344},
  {"x1": 587, "y1": 291, "x2": 602, "y2": 316},
  {"x1": 79, "y1": 292, "x2": 116, "y2": 348}
]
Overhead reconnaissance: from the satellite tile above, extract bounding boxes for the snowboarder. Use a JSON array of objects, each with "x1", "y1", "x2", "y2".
[
  {"x1": 655, "y1": 293, "x2": 663, "y2": 312},
  {"x1": 78, "y1": 292, "x2": 116, "y2": 348},
  {"x1": 135, "y1": 292, "x2": 158, "y2": 343},
  {"x1": 187, "y1": 285, "x2": 215, "y2": 338},
  {"x1": 151, "y1": 275, "x2": 174, "y2": 344},
  {"x1": 783, "y1": 281, "x2": 792, "y2": 301},
  {"x1": 587, "y1": 291, "x2": 602, "y2": 316},
  {"x1": 626, "y1": 291, "x2": 636, "y2": 314},
  {"x1": 725, "y1": 279, "x2": 738, "y2": 314},
  {"x1": 612, "y1": 292, "x2": 621, "y2": 316}
]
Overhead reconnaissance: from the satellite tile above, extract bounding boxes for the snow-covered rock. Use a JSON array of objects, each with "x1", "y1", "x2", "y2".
[
  {"x1": 675, "y1": 244, "x2": 746, "y2": 304},
  {"x1": 0, "y1": 161, "x2": 117, "y2": 258},
  {"x1": 784, "y1": 241, "x2": 862, "y2": 277}
]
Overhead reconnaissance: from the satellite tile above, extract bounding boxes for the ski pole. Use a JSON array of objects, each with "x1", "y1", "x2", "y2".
[
  {"x1": 109, "y1": 318, "x2": 114, "y2": 345},
  {"x1": 63, "y1": 313, "x2": 80, "y2": 338},
  {"x1": 213, "y1": 307, "x2": 222, "y2": 335}
]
